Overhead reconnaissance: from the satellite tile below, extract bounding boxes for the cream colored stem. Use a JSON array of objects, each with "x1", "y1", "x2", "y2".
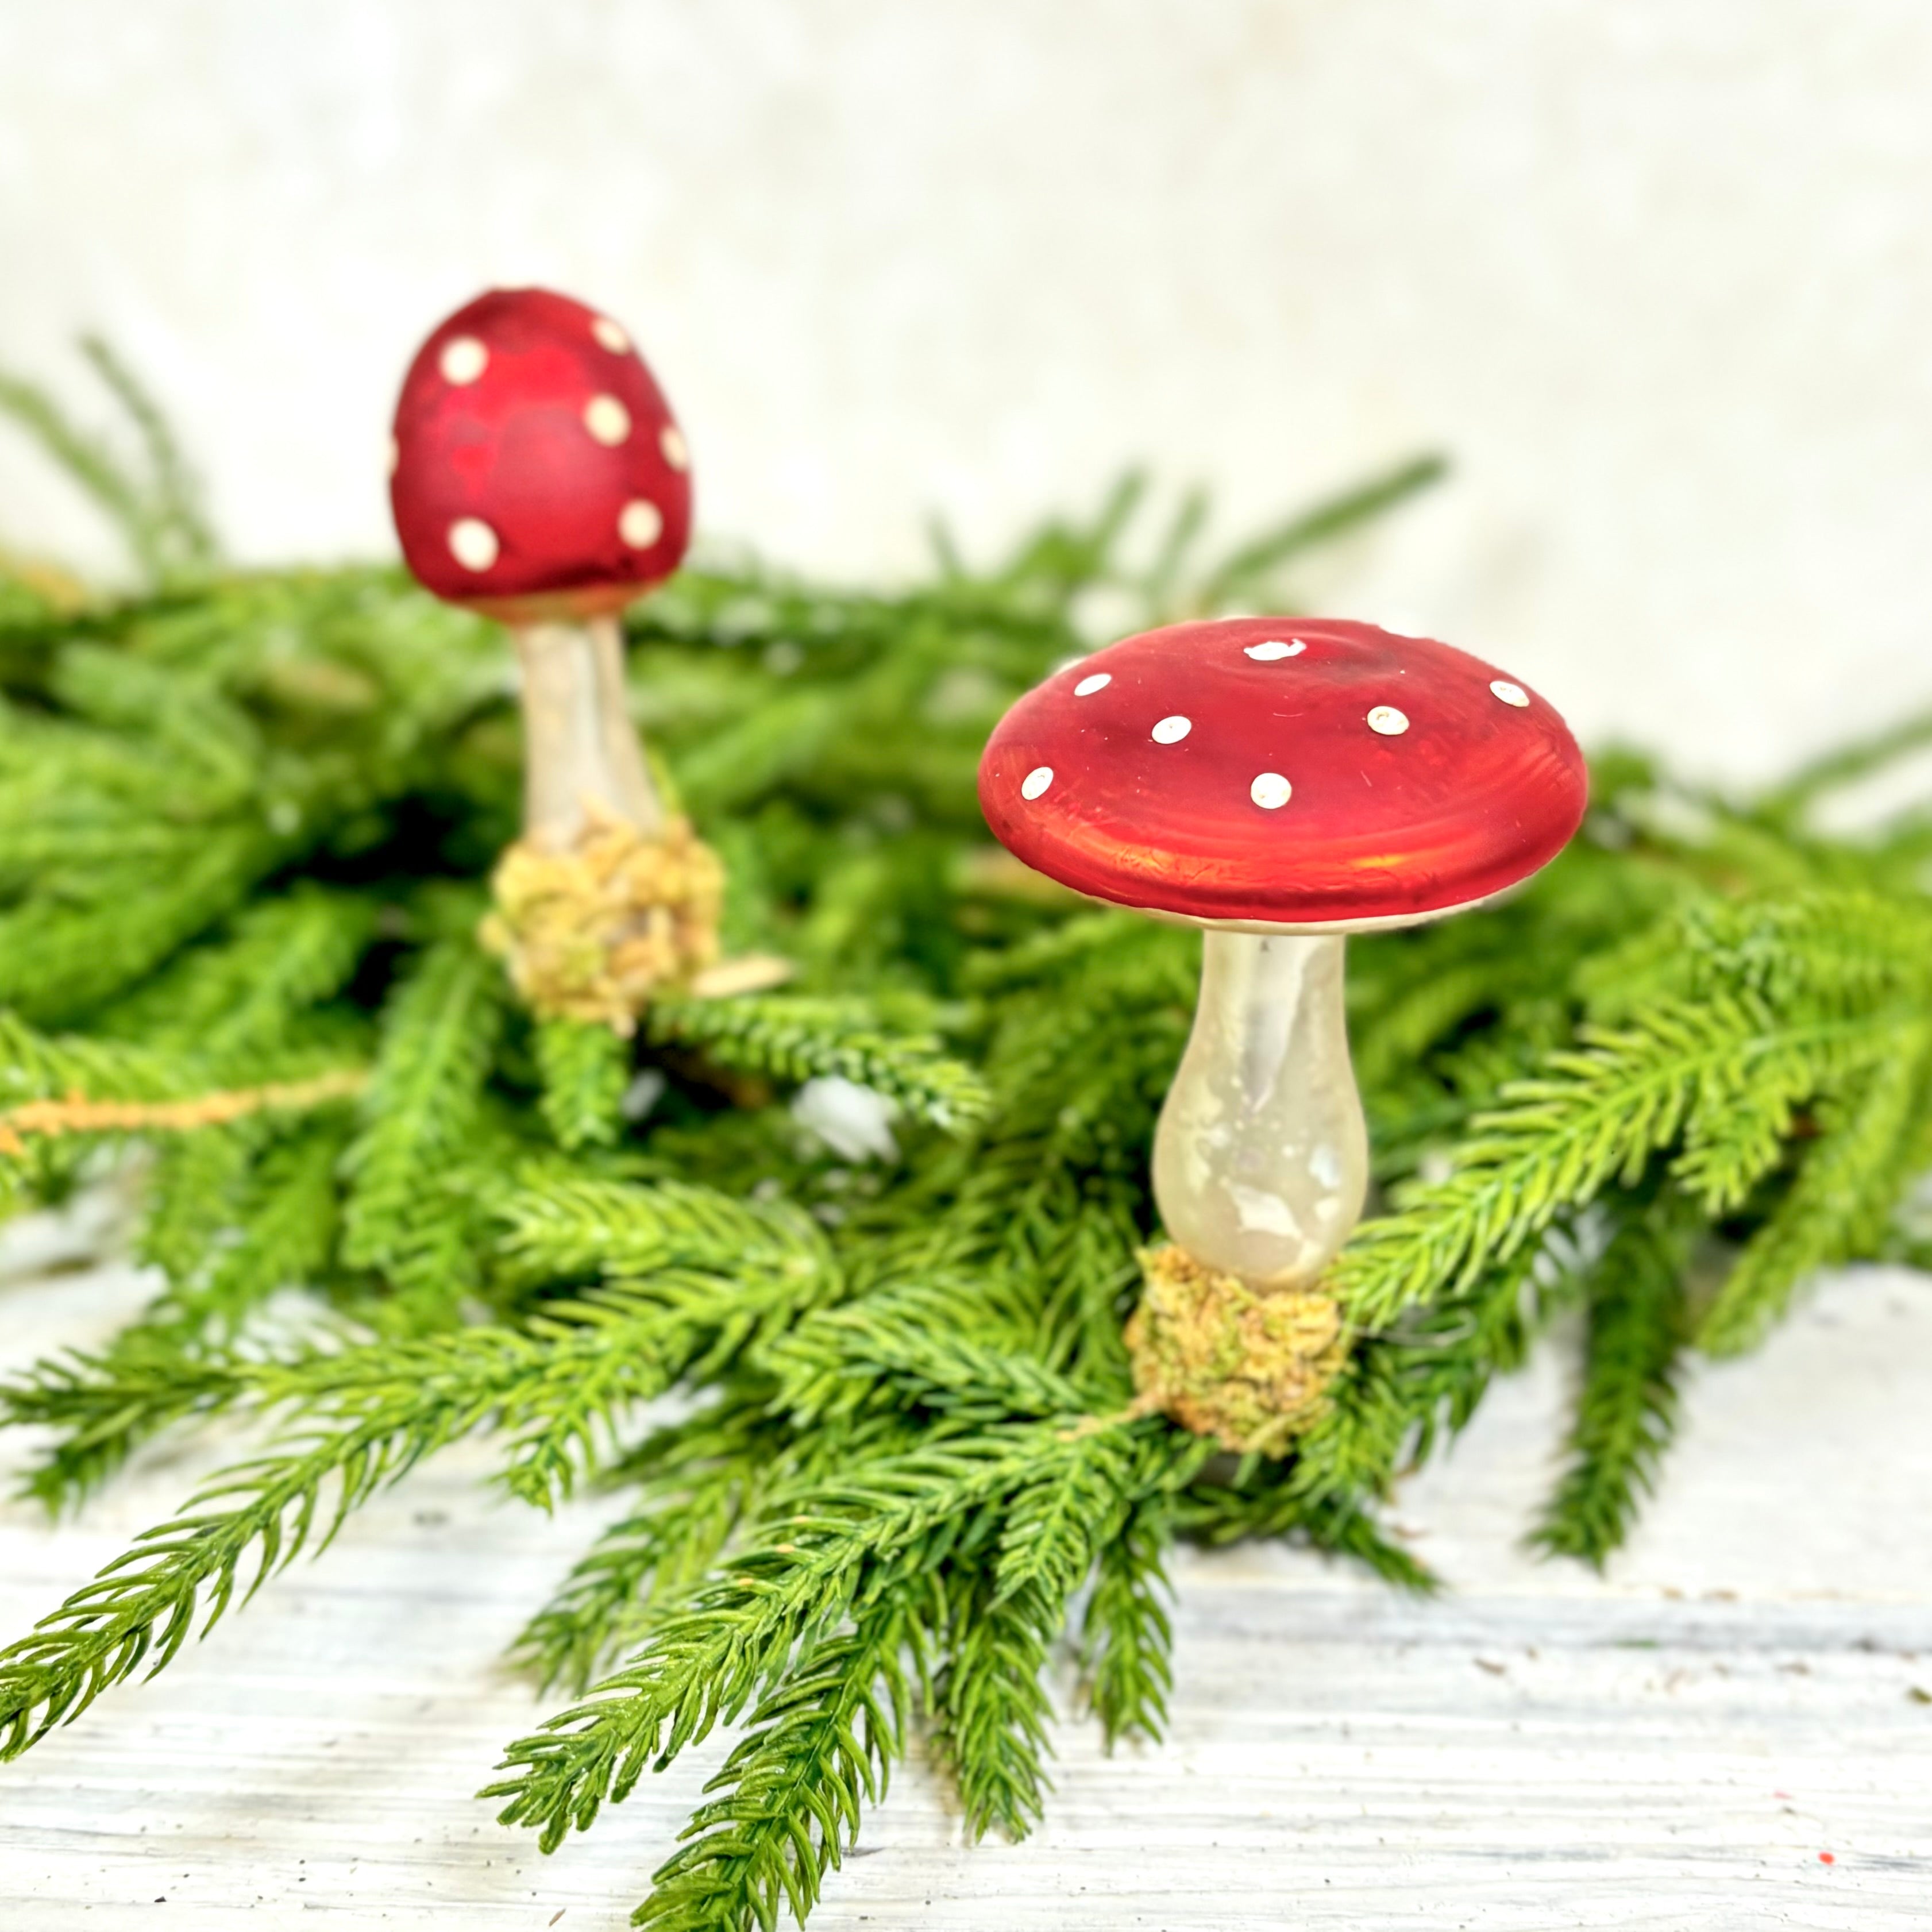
[
  {"x1": 1150, "y1": 930, "x2": 1369, "y2": 1290},
  {"x1": 514, "y1": 613, "x2": 663, "y2": 850}
]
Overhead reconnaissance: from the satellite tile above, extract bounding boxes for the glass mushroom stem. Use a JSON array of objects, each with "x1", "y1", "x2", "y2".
[
  {"x1": 479, "y1": 605, "x2": 728, "y2": 1028},
  {"x1": 1150, "y1": 928, "x2": 1369, "y2": 1290},
  {"x1": 512, "y1": 612, "x2": 664, "y2": 850}
]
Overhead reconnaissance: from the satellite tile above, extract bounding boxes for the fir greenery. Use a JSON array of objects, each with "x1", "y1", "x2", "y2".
[{"x1": 2, "y1": 350, "x2": 1930, "y2": 1926}]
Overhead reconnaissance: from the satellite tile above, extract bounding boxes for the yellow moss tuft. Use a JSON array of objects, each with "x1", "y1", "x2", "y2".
[
  {"x1": 480, "y1": 808, "x2": 724, "y2": 1032},
  {"x1": 1124, "y1": 1243, "x2": 1348, "y2": 1457}
]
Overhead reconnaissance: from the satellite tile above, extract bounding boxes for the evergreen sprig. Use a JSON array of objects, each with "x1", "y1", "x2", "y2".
[
  {"x1": 1, "y1": 361, "x2": 1929, "y2": 1928},
  {"x1": 647, "y1": 991, "x2": 990, "y2": 1132},
  {"x1": 1529, "y1": 1197, "x2": 1694, "y2": 1568}
]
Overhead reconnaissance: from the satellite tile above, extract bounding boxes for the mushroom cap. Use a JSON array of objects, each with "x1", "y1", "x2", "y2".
[
  {"x1": 390, "y1": 287, "x2": 692, "y2": 621},
  {"x1": 977, "y1": 617, "x2": 1587, "y2": 931}
]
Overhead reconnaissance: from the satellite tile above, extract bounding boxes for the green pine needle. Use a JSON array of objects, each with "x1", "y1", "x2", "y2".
[
  {"x1": 536, "y1": 1017, "x2": 633, "y2": 1151},
  {"x1": 1530, "y1": 1200, "x2": 1694, "y2": 1568}
]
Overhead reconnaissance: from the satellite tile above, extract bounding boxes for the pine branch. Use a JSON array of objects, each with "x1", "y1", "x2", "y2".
[
  {"x1": 1530, "y1": 1200, "x2": 1694, "y2": 1568},
  {"x1": 0, "y1": 1254, "x2": 842, "y2": 1749},
  {"x1": 762, "y1": 1277, "x2": 1095, "y2": 1428},
  {"x1": 160, "y1": 1116, "x2": 347, "y2": 1335},
  {"x1": 338, "y1": 936, "x2": 506, "y2": 1313},
  {"x1": 103, "y1": 887, "x2": 378, "y2": 1065},
  {"x1": 1079, "y1": 1494, "x2": 1175, "y2": 1748},
  {"x1": 513, "y1": 1403, "x2": 792, "y2": 1695},
  {"x1": 133, "y1": 1123, "x2": 257, "y2": 1286},
  {"x1": 48, "y1": 644, "x2": 261, "y2": 795},
  {"x1": 485, "y1": 1422, "x2": 1115, "y2": 1853},
  {"x1": 931, "y1": 1430, "x2": 1149, "y2": 1842},
  {"x1": 1289, "y1": 1238, "x2": 1570, "y2": 1509},
  {"x1": 637, "y1": 1591, "x2": 928, "y2": 1932},
  {"x1": 646, "y1": 992, "x2": 989, "y2": 1132},
  {"x1": 76, "y1": 337, "x2": 220, "y2": 580},
  {"x1": 0, "y1": 820, "x2": 279, "y2": 1025},
  {"x1": 0, "y1": 1352, "x2": 503, "y2": 1756},
  {"x1": 1699, "y1": 1029, "x2": 1932, "y2": 1355},
  {"x1": 1333, "y1": 996, "x2": 1893, "y2": 1326},
  {"x1": 498, "y1": 1174, "x2": 835, "y2": 1291},
  {"x1": 1301, "y1": 1494, "x2": 1445, "y2": 1592},
  {"x1": 1190, "y1": 453, "x2": 1446, "y2": 612},
  {"x1": 1754, "y1": 708, "x2": 1932, "y2": 828},
  {"x1": 535, "y1": 1016, "x2": 631, "y2": 1151},
  {"x1": 0, "y1": 361, "x2": 165, "y2": 584},
  {"x1": 0, "y1": 1009, "x2": 184, "y2": 1113},
  {"x1": 934, "y1": 1571, "x2": 1056, "y2": 1843}
]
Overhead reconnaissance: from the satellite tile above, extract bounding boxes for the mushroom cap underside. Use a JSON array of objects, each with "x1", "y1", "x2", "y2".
[
  {"x1": 977, "y1": 616, "x2": 1588, "y2": 928},
  {"x1": 390, "y1": 287, "x2": 691, "y2": 615}
]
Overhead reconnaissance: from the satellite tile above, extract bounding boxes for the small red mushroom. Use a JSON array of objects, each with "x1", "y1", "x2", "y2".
[
  {"x1": 390, "y1": 286, "x2": 692, "y2": 852},
  {"x1": 977, "y1": 616, "x2": 1584, "y2": 1434},
  {"x1": 389, "y1": 288, "x2": 734, "y2": 1026}
]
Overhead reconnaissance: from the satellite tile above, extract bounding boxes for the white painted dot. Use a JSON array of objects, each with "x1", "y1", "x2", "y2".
[
  {"x1": 448, "y1": 518, "x2": 499, "y2": 571},
  {"x1": 1367, "y1": 705, "x2": 1410, "y2": 736},
  {"x1": 1151, "y1": 715, "x2": 1193, "y2": 744},
  {"x1": 1250, "y1": 772, "x2": 1293, "y2": 809},
  {"x1": 1244, "y1": 639, "x2": 1306, "y2": 661},
  {"x1": 584, "y1": 394, "x2": 632, "y2": 446},
  {"x1": 1021, "y1": 766, "x2": 1054, "y2": 800},
  {"x1": 591, "y1": 315, "x2": 631, "y2": 354},
  {"x1": 1073, "y1": 672, "x2": 1112, "y2": 696},
  {"x1": 1490, "y1": 679, "x2": 1530, "y2": 708},
  {"x1": 439, "y1": 336, "x2": 488, "y2": 385},
  {"x1": 660, "y1": 425, "x2": 689, "y2": 471},
  {"x1": 618, "y1": 499, "x2": 664, "y2": 549}
]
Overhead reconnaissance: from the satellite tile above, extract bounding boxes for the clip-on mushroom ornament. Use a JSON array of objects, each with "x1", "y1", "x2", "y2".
[
  {"x1": 979, "y1": 618, "x2": 1587, "y2": 1455},
  {"x1": 391, "y1": 287, "x2": 779, "y2": 1028}
]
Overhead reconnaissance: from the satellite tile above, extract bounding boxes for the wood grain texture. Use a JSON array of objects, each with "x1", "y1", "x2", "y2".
[{"x1": 1, "y1": 1198, "x2": 1928, "y2": 1930}]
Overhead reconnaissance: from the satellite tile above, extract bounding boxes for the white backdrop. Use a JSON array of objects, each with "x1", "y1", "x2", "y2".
[{"x1": 2, "y1": 0, "x2": 1930, "y2": 784}]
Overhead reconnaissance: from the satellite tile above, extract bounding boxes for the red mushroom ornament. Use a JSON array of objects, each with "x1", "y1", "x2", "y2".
[
  {"x1": 978, "y1": 616, "x2": 1587, "y2": 1453},
  {"x1": 390, "y1": 286, "x2": 721, "y2": 1028}
]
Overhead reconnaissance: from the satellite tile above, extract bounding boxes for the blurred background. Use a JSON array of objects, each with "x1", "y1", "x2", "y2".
[{"x1": 1, "y1": 0, "x2": 1928, "y2": 785}]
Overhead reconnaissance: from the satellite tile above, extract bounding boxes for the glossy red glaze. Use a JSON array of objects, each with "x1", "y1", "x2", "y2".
[
  {"x1": 977, "y1": 617, "x2": 1587, "y2": 927},
  {"x1": 390, "y1": 288, "x2": 691, "y2": 619}
]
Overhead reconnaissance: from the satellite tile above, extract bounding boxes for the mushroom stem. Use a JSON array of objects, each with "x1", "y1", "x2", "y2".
[
  {"x1": 513, "y1": 612, "x2": 664, "y2": 850},
  {"x1": 1150, "y1": 930, "x2": 1369, "y2": 1290}
]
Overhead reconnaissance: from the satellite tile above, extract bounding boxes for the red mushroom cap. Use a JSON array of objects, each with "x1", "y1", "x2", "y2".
[
  {"x1": 977, "y1": 617, "x2": 1587, "y2": 930},
  {"x1": 389, "y1": 287, "x2": 692, "y2": 621}
]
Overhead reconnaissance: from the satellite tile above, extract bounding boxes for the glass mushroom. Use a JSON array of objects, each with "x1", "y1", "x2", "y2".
[
  {"x1": 977, "y1": 616, "x2": 1587, "y2": 1452},
  {"x1": 389, "y1": 286, "x2": 734, "y2": 1029}
]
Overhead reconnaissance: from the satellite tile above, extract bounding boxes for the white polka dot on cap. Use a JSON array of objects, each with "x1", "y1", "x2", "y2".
[
  {"x1": 619, "y1": 499, "x2": 663, "y2": 549},
  {"x1": 448, "y1": 518, "x2": 499, "y2": 571},
  {"x1": 439, "y1": 337, "x2": 488, "y2": 385},
  {"x1": 584, "y1": 395, "x2": 632, "y2": 446}
]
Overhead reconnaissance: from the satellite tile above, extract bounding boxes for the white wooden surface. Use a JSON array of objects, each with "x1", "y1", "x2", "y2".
[{"x1": 2, "y1": 1202, "x2": 1929, "y2": 1930}]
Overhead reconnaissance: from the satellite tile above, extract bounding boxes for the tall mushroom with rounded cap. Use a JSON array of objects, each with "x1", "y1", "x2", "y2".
[
  {"x1": 390, "y1": 286, "x2": 720, "y2": 1027},
  {"x1": 978, "y1": 616, "x2": 1587, "y2": 1453}
]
